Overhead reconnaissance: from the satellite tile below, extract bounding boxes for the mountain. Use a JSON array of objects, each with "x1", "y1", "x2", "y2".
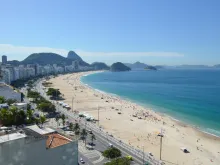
[
  {"x1": 21, "y1": 51, "x2": 89, "y2": 66},
  {"x1": 154, "y1": 65, "x2": 165, "y2": 69},
  {"x1": 67, "y1": 51, "x2": 89, "y2": 66},
  {"x1": 91, "y1": 62, "x2": 110, "y2": 70},
  {"x1": 214, "y1": 64, "x2": 220, "y2": 68},
  {"x1": 21, "y1": 53, "x2": 71, "y2": 65},
  {"x1": 124, "y1": 61, "x2": 147, "y2": 69},
  {"x1": 144, "y1": 65, "x2": 157, "y2": 70},
  {"x1": 124, "y1": 61, "x2": 157, "y2": 70},
  {"x1": 110, "y1": 62, "x2": 131, "y2": 72},
  {"x1": 67, "y1": 51, "x2": 82, "y2": 61}
]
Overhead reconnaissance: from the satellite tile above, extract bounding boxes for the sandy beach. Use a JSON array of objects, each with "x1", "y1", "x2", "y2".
[{"x1": 48, "y1": 71, "x2": 220, "y2": 165}]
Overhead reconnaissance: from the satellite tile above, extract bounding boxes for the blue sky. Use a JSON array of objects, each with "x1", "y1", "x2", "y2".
[{"x1": 0, "y1": 0, "x2": 220, "y2": 65}]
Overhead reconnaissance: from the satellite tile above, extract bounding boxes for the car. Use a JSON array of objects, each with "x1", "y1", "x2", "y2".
[
  {"x1": 149, "y1": 152, "x2": 153, "y2": 156},
  {"x1": 80, "y1": 158, "x2": 85, "y2": 164},
  {"x1": 109, "y1": 143, "x2": 113, "y2": 147},
  {"x1": 88, "y1": 129, "x2": 93, "y2": 134},
  {"x1": 88, "y1": 142, "x2": 95, "y2": 146}
]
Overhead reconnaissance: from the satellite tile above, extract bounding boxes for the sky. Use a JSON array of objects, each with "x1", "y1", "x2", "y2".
[{"x1": 0, "y1": 0, "x2": 220, "y2": 65}]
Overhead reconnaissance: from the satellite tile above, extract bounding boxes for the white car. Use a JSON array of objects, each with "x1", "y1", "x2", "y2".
[{"x1": 80, "y1": 158, "x2": 85, "y2": 164}]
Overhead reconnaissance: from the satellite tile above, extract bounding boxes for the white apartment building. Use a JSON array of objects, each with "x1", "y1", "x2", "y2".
[
  {"x1": 26, "y1": 67, "x2": 35, "y2": 77},
  {"x1": 14, "y1": 67, "x2": 20, "y2": 80},
  {"x1": 2, "y1": 68, "x2": 11, "y2": 84},
  {"x1": 18, "y1": 65, "x2": 25, "y2": 79}
]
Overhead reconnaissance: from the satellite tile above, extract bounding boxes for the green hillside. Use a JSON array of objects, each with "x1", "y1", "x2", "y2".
[
  {"x1": 21, "y1": 53, "x2": 70, "y2": 65},
  {"x1": 110, "y1": 62, "x2": 131, "y2": 72},
  {"x1": 21, "y1": 52, "x2": 89, "y2": 66},
  {"x1": 91, "y1": 62, "x2": 110, "y2": 70}
]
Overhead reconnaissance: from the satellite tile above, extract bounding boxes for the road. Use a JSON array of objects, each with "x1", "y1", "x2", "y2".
[{"x1": 33, "y1": 79, "x2": 161, "y2": 165}]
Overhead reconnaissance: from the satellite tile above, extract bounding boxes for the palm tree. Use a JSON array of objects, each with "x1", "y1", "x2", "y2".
[
  {"x1": 61, "y1": 114, "x2": 66, "y2": 127},
  {"x1": 39, "y1": 115, "x2": 46, "y2": 127},
  {"x1": 91, "y1": 134, "x2": 96, "y2": 145},
  {"x1": 69, "y1": 122, "x2": 74, "y2": 131},
  {"x1": 81, "y1": 129, "x2": 87, "y2": 145},
  {"x1": 73, "y1": 123, "x2": 80, "y2": 131},
  {"x1": 26, "y1": 109, "x2": 34, "y2": 124},
  {"x1": 55, "y1": 115, "x2": 60, "y2": 128},
  {"x1": 73, "y1": 123, "x2": 80, "y2": 137}
]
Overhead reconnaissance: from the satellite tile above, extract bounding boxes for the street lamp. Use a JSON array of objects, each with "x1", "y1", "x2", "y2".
[
  {"x1": 158, "y1": 128, "x2": 164, "y2": 160},
  {"x1": 72, "y1": 97, "x2": 74, "y2": 113},
  {"x1": 98, "y1": 106, "x2": 100, "y2": 127}
]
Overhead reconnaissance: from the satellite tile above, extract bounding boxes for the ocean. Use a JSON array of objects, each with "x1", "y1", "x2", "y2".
[{"x1": 81, "y1": 69, "x2": 220, "y2": 137}]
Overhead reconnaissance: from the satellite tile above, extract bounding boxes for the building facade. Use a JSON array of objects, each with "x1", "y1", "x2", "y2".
[
  {"x1": 2, "y1": 55, "x2": 7, "y2": 64},
  {"x1": 0, "y1": 127, "x2": 78, "y2": 165}
]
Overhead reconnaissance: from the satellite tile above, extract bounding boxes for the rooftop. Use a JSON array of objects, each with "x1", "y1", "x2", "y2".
[
  {"x1": 0, "y1": 132, "x2": 26, "y2": 144},
  {"x1": 0, "y1": 125, "x2": 76, "y2": 148},
  {"x1": 46, "y1": 133, "x2": 72, "y2": 149},
  {"x1": 26, "y1": 125, "x2": 55, "y2": 135}
]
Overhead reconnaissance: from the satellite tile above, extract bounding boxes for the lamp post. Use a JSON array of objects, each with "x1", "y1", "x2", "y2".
[
  {"x1": 72, "y1": 97, "x2": 74, "y2": 113},
  {"x1": 158, "y1": 128, "x2": 164, "y2": 160},
  {"x1": 98, "y1": 106, "x2": 100, "y2": 127}
]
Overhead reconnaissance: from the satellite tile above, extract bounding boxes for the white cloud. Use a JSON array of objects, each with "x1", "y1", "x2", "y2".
[
  {"x1": 75, "y1": 50, "x2": 184, "y2": 57},
  {"x1": 0, "y1": 44, "x2": 184, "y2": 61}
]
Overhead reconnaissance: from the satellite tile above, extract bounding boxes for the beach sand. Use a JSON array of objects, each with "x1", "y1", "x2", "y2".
[{"x1": 48, "y1": 71, "x2": 220, "y2": 165}]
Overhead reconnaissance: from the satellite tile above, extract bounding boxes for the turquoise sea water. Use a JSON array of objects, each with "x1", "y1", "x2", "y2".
[{"x1": 81, "y1": 69, "x2": 220, "y2": 137}]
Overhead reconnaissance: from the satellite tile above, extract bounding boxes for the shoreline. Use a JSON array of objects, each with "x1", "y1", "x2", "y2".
[
  {"x1": 81, "y1": 71, "x2": 220, "y2": 139},
  {"x1": 49, "y1": 71, "x2": 220, "y2": 165}
]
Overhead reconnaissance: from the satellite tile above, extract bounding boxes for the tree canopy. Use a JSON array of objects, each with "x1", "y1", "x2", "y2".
[
  {"x1": 0, "y1": 96, "x2": 6, "y2": 104},
  {"x1": 6, "y1": 99, "x2": 17, "y2": 105},
  {"x1": 105, "y1": 157, "x2": 131, "y2": 165},
  {"x1": 27, "y1": 90, "x2": 40, "y2": 98},
  {"x1": 46, "y1": 88, "x2": 61, "y2": 99},
  {"x1": 103, "y1": 147, "x2": 122, "y2": 159},
  {"x1": 37, "y1": 102, "x2": 55, "y2": 113},
  {"x1": 0, "y1": 106, "x2": 35, "y2": 126}
]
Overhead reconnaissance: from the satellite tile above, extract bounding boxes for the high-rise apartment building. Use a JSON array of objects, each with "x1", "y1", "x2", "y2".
[{"x1": 2, "y1": 55, "x2": 7, "y2": 64}]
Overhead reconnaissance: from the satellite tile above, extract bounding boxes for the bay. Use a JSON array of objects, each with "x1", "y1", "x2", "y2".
[{"x1": 81, "y1": 69, "x2": 220, "y2": 136}]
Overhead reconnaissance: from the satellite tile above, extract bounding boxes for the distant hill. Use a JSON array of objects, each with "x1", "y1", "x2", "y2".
[
  {"x1": 124, "y1": 61, "x2": 157, "y2": 70},
  {"x1": 124, "y1": 62, "x2": 147, "y2": 69},
  {"x1": 21, "y1": 53, "x2": 71, "y2": 65},
  {"x1": 214, "y1": 64, "x2": 220, "y2": 68},
  {"x1": 7, "y1": 60, "x2": 20, "y2": 66},
  {"x1": 154, "y1": 65, "x2": 165, "y2": 69},
  {"x1": 110, "y1": 62, "x2": 131, "y2": 72},
  {"x1": 144, "y1": 65, "x2": 157, "y2": 70},
  {"x1": 91, "y1": 62, "x2": 110, "y2": 70},
  {"x1": 21, "y1": 51, "x2": 89, "y2": 66}
]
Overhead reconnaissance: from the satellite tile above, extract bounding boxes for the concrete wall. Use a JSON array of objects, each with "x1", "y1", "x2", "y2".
[{"x1": 0, "y1": 137, "x2": 78, "y2": 165}]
